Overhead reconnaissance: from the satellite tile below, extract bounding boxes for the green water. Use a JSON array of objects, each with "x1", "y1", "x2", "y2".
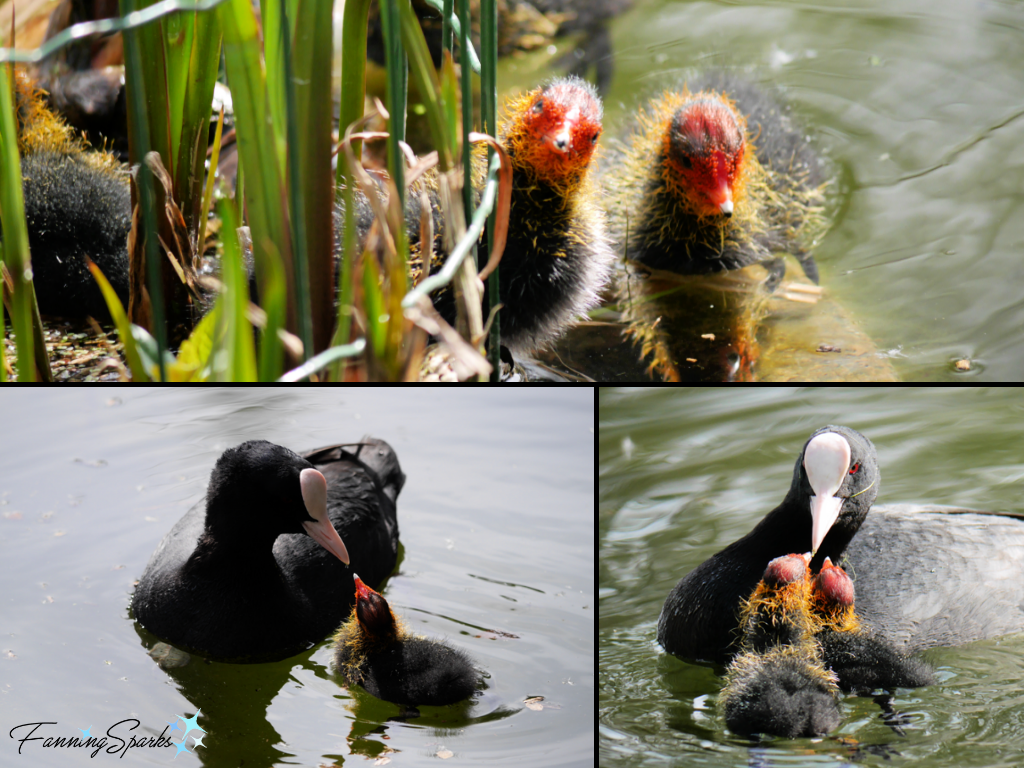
[
  {"x1": 600, "y1": 386, "x2": 1024, "y2": 766},
  {"x1": 523, "y1": 0, "x2": 1024, "y2": 381},
  {"x1": 1, "y1": 389, "x2": 595, "y2": 768}
]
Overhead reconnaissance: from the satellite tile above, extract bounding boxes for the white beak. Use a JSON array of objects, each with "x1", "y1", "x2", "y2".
[
  {"x1": 299, "y1": 468, "x2": 350, "y2": 564},
  {"x1": 803, "y1": 432, "x2": 852, "y2": 553}
]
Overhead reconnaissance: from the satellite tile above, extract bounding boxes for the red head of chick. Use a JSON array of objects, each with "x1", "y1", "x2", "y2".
[
  {"x1": 607, "y1": 73, "x2": 826, "y2": 282},
  {"x1": 762, "y1": 552, "x2": 811, "y2": 588},
  {"x1": 813, "y1": 557, "x2": 854, "y2": 609},
  {"x1": 810, "y1": 557, "x2": 860, "y2": 633},
  {"x1": 502, "y1": 76, "x2": 603, "y2": 191},
  {"x1": 351, "y1": 573, "x2": 399, "y2": 645},
  {"x1": 664, "y1": 96, "x2": 746, "y2": 218},
  {"x1": 334, "y1": 575, "x2": 481, "y2": 707}
]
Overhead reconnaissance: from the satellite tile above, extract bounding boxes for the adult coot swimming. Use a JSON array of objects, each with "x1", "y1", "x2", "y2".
[
  {"x1": 659, "y1": 425, "x2": 877, "y2": 663},
  {"x1": 334, "y1": 575, "x2": 481, "y2": 706},
  {"x1": 720, "y1": 554, "x2": 841, "y2": 738},
  {"x1": 658, "y1": 425, "x2": 1024, "y2": 664},
  {"x1": 133, "y1": 438, "x2": 405, "y2": 663}
]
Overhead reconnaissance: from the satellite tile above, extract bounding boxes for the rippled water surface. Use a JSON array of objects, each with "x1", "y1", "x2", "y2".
[
  {"x1": 2, "y1": 389, "x2": 594, "y2": 767},
  {"x1": 522, "y1": 0, "x2": 1024, "y2": 381},
  {"x1": 600, "y1": 387, "x2": 1024, "y2": 767}
]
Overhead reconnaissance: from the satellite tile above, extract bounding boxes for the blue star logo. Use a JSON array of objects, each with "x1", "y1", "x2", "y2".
[{"x1": 180, "y1": 709, "x2": 206, "y2": 739}]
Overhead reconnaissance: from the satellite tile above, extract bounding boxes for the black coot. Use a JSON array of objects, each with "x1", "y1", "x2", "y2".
[
  {"x1": 133, "y1": 438, "x2": 405, "y2": 663},
  {"x1": 659, "y1": 425, "x2": 878, "y2": 664},
  {"x1": 720, "y1": 554, "x2": 841, "y2": 738},
  {"x1": 658, "y1": 424, "x2": 1024, "y2": 664},
  {"x1": 811, "y1": 558, "x2": 935, "y2": 694},
  {"x1": 334, "y1": 575, "x2": 481, "y2": 706},
  {"x1": 845, "y1": 505, "x2": 1024, "y2": 653}
]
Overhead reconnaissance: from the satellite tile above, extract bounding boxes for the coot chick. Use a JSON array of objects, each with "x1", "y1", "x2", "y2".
[
  {"x1": 720, "y1": 554, "x2": 841, "y2": 738},
  {"x1": 13, "y1": 69, "x2": 130, "y2": 320},
  {"x1": 133, "y1": 438, "x2": 404, "y2": 663},
  {"x1": 488, "y1": 77, "x2": 614, "y2": 354},
  {"x1": 658, "y1": 425, "x2": 879, "y2": 664},
  {"x1": 334, "y1": 575, "x2": 480, "y2": 706},
  {"x1": 606, "y1": 73, "x2": 831, "y2": 381},
  {"x1": 338, "y1": 76, "x2": 614, "y2": 356},
  {"x1": 811, "y1": 558, "x2": 935, "y2": 694},
  {"x1": 734, "y1": 552, "x2": 816, "y2": 652},
  {"x1": 605, "y1": 72, "x2": 827, "y2": 280}
]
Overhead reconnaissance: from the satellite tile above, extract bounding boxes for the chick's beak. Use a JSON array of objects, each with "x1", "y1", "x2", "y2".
[
  {"x1": 707, "y1": 150, "x2": 734, "y2": 216},
  {"x1": 549, "y1": 106, "x2": 580, "y2": 153}
]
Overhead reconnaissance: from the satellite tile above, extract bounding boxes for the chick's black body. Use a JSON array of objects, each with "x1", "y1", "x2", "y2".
[
  {"x1": 722, "y1": 646, "x2": 841, "y2": 739},
  {"x1": 337, "y1": 170, "x2": 603, "y2": 354},
  {"x1": 428, "y1": 177, "x2": 605, "y2": 352},
  {"x1": 20, "y1": 151, "x2": 130, "y2": 320},
  {"x1": 10, "y1": 71, "x2": 131, "y2": 321},
  {"x1": 336, "y1": 633, "x2": 479, "y2": 707},
  {"x1": 816, "y1": 630, "x2": 935, "y2": 694},
  {"x1": 334, "y1": 576, "x2": 480, "y2": 706}
]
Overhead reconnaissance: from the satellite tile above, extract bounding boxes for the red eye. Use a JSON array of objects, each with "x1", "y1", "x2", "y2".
[{"x1": 849, "y1": 462, "x2": 860, "y2": 475}]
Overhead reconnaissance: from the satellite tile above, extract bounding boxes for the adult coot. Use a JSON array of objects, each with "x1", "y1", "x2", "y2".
[
  {"x1": 658, "y1": 424, "x2": 1024, "y2": 664},
  {"x1": 133, "y1": 438, "x2": 405, "y2": 663},
  {"x1": 658, "y1": 425, "x2": 878, "y2": 664},
  {"x1": 845, "y1": 504, "x2": 1024, "y2": 653},
  {"x1": 334, "y1": 575, "x2": 481, "y2": 706},
  {"x1": 811, "y1": 558, "x2": 935, "y2": 694},
  {"x1": 720, "y1": 554, "x2": 841, "y2": 738}
]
